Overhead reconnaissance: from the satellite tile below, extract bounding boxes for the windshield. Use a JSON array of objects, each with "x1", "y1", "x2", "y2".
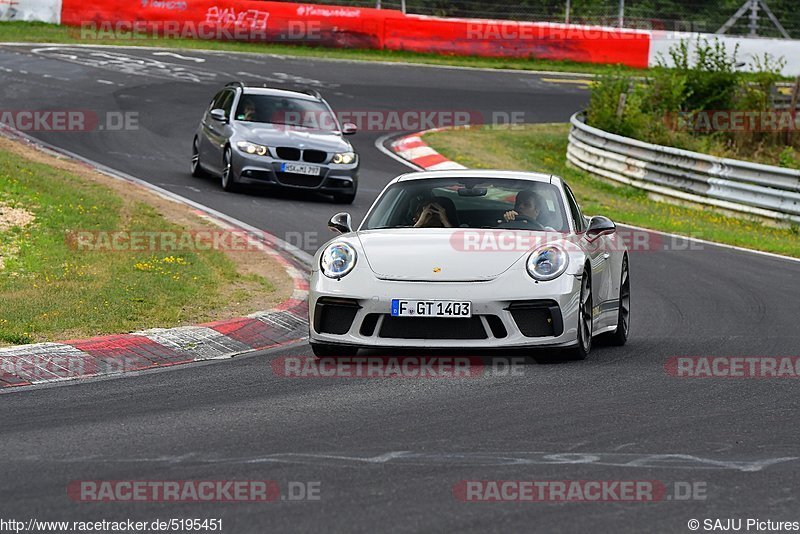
[
  {"x1": 234, "y1": 94, "x2": 338, "y2": 130},
  {"x1": 362, "y1": 177, "x2": 570, "y2": 232}
]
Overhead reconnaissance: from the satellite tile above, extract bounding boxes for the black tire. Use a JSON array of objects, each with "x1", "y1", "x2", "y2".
[
  {"x1": 311, "y1": 343, "x2": 359, "y2": 358},
  {"x1": 568, "y1": 267, "x2": 593, "y2": 360},
  {"x1": 333, "y1": 191, "x2": 356, "y2": 204},
  {"x1": 608, "y1": 254, "x2": 630, "y2": 346},
  {"x1": 191, "y1": 137, "x2": 208, "y2": 178},
  {"x1": 221, "y1": 146, "x2": 238, "y2": 192}
]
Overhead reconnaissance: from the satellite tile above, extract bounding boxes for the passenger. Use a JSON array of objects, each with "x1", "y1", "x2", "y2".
[{"x1": 413, "y1": 200, "x2": 454, "y2": 228}]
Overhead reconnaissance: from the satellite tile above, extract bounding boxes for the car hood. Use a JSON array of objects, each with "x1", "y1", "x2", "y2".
[
  {"x1": 236, "y1": 123, "x2": 351, "y2": 152},
  {"x1": 356, "y1": 229, "x2": 533, "y2": 282}
]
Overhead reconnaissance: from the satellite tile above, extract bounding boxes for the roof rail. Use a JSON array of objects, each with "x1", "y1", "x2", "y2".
[
  {"x1": 228, "y1": 82, "x2": 323, "y2": 99},
  {"x1": 300, "y1": 88, "x2": 323, "y2": 100}
]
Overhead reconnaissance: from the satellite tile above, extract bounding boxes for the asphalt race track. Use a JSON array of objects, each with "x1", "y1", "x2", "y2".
[{"x1": 1, "y1": 44, "x2": 800, "y2": 533}]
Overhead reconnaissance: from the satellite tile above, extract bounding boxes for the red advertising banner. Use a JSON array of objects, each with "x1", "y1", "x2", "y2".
[
  {"x1": 60, "y1": 0, "x2": 650, "y2": 67},
  {"x1": 385, "y1": 15, "x2": 651, "y2": 67}
]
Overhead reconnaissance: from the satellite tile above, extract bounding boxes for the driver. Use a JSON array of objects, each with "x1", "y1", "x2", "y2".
[
  {"x1": 503, "y1": 190, "x2": 545, "y2": 225},
  {"x1": 240, "y1": 100, "x2": 257, "y2": 121}
]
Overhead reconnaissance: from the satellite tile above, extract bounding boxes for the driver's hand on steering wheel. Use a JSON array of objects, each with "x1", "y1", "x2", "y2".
[{"x1": 503, "y1": 210, "x2": 519, "y2": 222}]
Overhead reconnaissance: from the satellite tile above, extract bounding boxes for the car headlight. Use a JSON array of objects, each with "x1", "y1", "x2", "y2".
[
  {"x1": 320, "y1": 243, "x2": 357, "y2": 279},
  {"x1": 526, "y1": 245, "x2": 569, "y2": 281},
  {"x1": 236, "y1": 141, "x2": 269, "y2": 156},
  {"x1": 332, "y1": 152, "x2": 356, "y2": 165}
]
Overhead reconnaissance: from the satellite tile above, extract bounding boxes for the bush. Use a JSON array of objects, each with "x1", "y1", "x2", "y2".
[{"x1": 586, "y1": 37, "x2": 794, "y2": 164}]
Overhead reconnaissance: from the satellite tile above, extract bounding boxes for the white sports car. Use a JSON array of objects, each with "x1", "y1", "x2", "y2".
[{"x1": 309, "y1": 170, "x2": 630, "y2": 359}]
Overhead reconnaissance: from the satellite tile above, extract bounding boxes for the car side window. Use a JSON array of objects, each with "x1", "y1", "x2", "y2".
[
  {"x1": 209, "y1": 91, "x2": 225, "y2": 111},
  {"x1": 564, "y1": 185, "x2": 586, "y2": 232},
  {"x1": 220, "y1": 91, "x2": 235, "y2": 119}
]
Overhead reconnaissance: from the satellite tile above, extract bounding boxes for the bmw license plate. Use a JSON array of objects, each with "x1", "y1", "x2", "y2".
[
  {"x1": 391, "y1": 300, "x2": 472, "y2": 318},
  {"x1": 282, "y1": 163, "x2": 321, "y2": 176}
]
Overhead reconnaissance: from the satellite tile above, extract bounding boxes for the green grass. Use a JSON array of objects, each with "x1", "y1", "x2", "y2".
[
  {"x1": 0, "y1": 21, "x2": 640, "y2": 76},
  {"x1": 0, "y1": 147, "x2": 281, "y2": 345},
  {"x1": 424, "y1": 124, "x2": 800, "y2": 258}
]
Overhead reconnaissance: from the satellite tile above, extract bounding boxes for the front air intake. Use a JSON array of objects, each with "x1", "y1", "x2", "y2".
[
  {"x1": 314, "y1": 298, "x2": 360, "y2": 335},
  {"x1": 507, "y1": 300, "x2": 563, "y2": 338}
]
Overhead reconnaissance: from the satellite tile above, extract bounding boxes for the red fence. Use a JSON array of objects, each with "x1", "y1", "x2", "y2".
[{"x1": 60, "y1": 0, "x2": 651, "y2": 68}]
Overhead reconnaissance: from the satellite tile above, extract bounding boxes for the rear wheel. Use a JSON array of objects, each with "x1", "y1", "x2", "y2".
[
  {"x1": 311, "y1": 343, "x2": 359, "y2": 358},
  {"x1": 191, "y1": 137, "x2": 207, "y2": 178},
  {"x1": 569, "y1": 269, "x2": 593, "y2": 360},
  {"x1": 608, "y1": 255, "x2": 630, "y2": 346},
  {"x1": 221, "y1": 146, "x2": 238, "y2": 192}
]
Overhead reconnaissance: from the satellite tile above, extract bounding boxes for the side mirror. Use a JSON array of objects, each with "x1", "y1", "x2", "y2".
[
  {"x1": 210, "y1": 108, "x2": 227, "y2": 122},
  {"x1": 341, "y1": 122, "x2": 357, "y2": 136},
  {"x1": 586, "y1": 216, "x2": 616, "y2": 241},
  {"x1": 328, "y1": 212, "x2": 353, "y2": 234}
]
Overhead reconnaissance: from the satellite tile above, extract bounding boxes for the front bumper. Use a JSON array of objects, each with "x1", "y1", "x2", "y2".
[
  {"x1": 309, "y1": 268, "x2": 581, "y2": 349},
  {"x1": 232, "y1": 150, "x2": 358, "y2": 194}
]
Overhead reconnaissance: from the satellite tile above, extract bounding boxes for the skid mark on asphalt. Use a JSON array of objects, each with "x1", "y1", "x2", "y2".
[
  {"x1": 152, "y1": 52, "x2": 206, "y2": 63},
  {"x1": 234, "y1": 70, "x2": 339, "y2": 88},
  {"x1": 30, "y1": 47, "x2": 226, "y2": 83},
  {"x1": 26, "y1": 451, "x2": 798, "y2": 472}
]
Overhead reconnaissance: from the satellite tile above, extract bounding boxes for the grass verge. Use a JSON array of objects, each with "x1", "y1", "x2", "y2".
[
  {"x1": 424, "y1": 124, "x2": 800, "y2": 258},
  {"x1": 0, "y1": 21, "x2": 639, "y2": 76},
  {"x1": 0, "y1": 135, "x2": 292, "y2": 346}
]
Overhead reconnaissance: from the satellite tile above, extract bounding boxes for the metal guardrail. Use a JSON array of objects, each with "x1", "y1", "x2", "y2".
[{"x1": 567, "y1": 112, "x2": 800, "y2": 225}]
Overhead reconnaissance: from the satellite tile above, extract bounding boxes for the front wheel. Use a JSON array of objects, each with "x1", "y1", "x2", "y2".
[
  {"x1": 608, "y1": 255, "x2": 630, "y2": 346},
  {"x1": 568, "y1": 269, "x2": 593, "y2": 360},
  {"x1": 191, "y1": 137, "x2": 208, "y2": 178},
  {"x1": 221, "y1": 146, "x2": 238, "y2": 192}
]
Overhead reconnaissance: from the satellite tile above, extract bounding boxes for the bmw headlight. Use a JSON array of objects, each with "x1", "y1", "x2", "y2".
[
  {"x1": 332, "y1": 152, "x2": 356, "y2": 165},
  {"x1": 236, "y1": 141, "x2": 269, "y2": 156},
  {"x1": 321, "y1": 243, "x2": 357, "y2": 279},
  {"x1": 526, "y1": 245, "x2": 569, "y2": 281}
]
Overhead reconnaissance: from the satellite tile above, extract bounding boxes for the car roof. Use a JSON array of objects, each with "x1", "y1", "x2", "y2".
[
  {"x1": 394, "y1": 169, "x2": 558, "y2": 184},
  {"x1": 236, "y1": 86, "x2": 321, "y2": 101}
]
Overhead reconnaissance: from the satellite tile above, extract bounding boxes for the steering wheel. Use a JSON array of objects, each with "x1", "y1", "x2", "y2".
[{"x1": 497, "y1": 218, "x2": 545, "y2": 231}]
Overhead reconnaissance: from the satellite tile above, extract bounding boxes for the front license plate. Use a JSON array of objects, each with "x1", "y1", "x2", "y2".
[
  {"x1": 391, "y1": 300, "x2": 472, "y2": 318},
  {"x1": 282, "y1": 163, "x2": 321, "y2": 176}
]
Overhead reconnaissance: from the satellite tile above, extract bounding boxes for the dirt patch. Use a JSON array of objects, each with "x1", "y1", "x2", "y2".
[
  {"x1": 0, "y1": 202, "x2": 35, "y2": 232},
  {"x1": 0, "y1": 201, "x2": 35, "y2": 271}
]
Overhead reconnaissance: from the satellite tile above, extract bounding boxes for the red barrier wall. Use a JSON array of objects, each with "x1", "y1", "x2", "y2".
[
  {"x1": 385, "y1": 16, "x2": 650, "y2": 67},
  {"x1": 60, "y1": 0, "x2": 650, "y2": 68}
]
